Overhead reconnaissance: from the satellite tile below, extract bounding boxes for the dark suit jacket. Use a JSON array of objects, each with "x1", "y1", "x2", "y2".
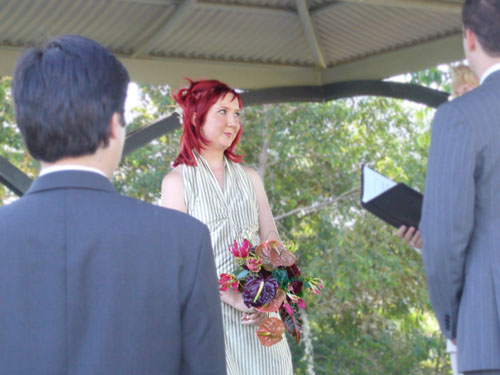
[
  {"x1": 0, "y1": 171, "x2": 226, "y2": 375},
  {"x1": 421, "y1": 69, "x2": 500, "y2": 372}
]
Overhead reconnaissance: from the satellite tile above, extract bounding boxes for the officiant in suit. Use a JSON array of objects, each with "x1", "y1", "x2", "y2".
[
  {"x1": 0, "y1": 35, "x2": 226, "y2": 375},
  {"x1": 420, "y1": 1, "x2": 500, "y2": 374}
]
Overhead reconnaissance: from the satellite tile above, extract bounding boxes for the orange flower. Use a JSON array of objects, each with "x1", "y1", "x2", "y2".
[{"x1": 256, "y1": 317, "x2": 285, "y2": 347}]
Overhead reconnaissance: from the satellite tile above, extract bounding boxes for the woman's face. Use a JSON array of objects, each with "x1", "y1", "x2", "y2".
[{"x1": 201, "y1": 93, "x2": 241, "y2": 152}]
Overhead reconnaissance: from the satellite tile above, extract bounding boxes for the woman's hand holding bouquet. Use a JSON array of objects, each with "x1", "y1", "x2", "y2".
[{"x1": 219, "y1": 239, "x2": 324, "y2": 346}]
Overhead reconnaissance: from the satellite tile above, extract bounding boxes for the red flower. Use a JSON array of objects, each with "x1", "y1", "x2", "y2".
[
  {"x1": 218, "y1": 273, "x2": 238, "y2": 292},
  {"x1": 284, "y1": 303, "x2": 294, "y2": 316},
  {"x1": 298, "y1": 298, "x2": 306, "y2": 309},
  {"x1": 286, "y1": 263, "x2": 301, "y2": 278},
  {"x1": 240, "y1": 239, "x2": 252, "y2": 256},
  {"x1": 308, "y1": 278, "x2": 324, "y2": 295},
  {"x1": 229, "y1": 239, "x2": 251, "y2": 259},
  {"x1": 246, "y1": 258, "x2": 263, "y2": 272}
]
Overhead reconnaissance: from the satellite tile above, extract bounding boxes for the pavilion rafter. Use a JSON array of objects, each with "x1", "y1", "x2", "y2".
[
  {"x1": 131, "y1": 0, "x2": 197, "y2": 58},
  {"x1": 117, "y1": 0, "x2": 176, "y2": 5},
  {"x1": 296, "y1": 0, "x2": 327, "y2": 69},
  {"x1": 315, "y1": 0, "x2": 462, "y2": 15},
  {"x1": 0, "y1": 156, "x2": 32, "y2": 197},
  {"x1": 197, "y1": 2, "x2": 295, "y2": 16}
]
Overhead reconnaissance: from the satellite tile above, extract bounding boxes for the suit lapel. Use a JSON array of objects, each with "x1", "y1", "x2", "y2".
[{"x1": 25, "y1": 171, "x2": 117, "y2": 196}]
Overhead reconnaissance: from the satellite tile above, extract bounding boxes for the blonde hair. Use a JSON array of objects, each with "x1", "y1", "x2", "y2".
[{"x1": 450, "y1": 65, "x2": 479, "y2": 98}]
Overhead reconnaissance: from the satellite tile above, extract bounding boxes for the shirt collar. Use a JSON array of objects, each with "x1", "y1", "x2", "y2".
[
  {"x1": 39, "y1": 165, "x2": 107, "y2": 177},
  {"x1": 480, "y1": 63, "x2": 500, "y2": 85}
]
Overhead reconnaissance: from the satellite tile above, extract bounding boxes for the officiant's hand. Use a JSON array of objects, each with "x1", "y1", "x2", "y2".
[{"x1": 397, "y1": 225, "x2": 422, "y2": 249}]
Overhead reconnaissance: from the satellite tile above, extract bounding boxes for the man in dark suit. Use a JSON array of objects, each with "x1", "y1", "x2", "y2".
[
  {"x1": 0, "y1": 35, "x2": 226, "y2": 375},
  {"x1": 420, "y1": 1, "x2": 500, "y2": 374}
]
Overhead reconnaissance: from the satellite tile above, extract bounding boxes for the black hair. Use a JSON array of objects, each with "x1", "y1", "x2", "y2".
[
  {"x1": 12, "y1": 35, "x2": 130, "y2": 162},
  {"x1": 462, "y1": 0, "x2": 500, "y2": 56}
]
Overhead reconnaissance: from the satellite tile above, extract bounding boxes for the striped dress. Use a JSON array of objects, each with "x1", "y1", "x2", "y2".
[{"x1": 183, "y1": 152, "x2": 293, "y2": 375}]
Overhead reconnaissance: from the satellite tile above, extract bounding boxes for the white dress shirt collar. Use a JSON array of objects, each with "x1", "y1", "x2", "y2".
[
  {"x1": 39, "y1": 165, "x2": 107, "y2": 177},
  {"x1": 480, "y1": 63, "x2": 500, "y2": 85}
]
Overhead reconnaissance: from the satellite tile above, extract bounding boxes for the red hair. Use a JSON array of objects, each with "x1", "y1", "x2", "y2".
[{"x1": 172, "y1": 78, "x2": 243, "y2": 167}]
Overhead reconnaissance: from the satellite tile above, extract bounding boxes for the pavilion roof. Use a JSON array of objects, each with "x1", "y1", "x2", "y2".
[{"x1": 0, "y1": 0, "x2": 464, "y2": 89}]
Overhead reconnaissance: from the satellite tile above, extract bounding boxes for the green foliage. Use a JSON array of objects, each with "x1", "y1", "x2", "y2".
[
  {"x1": 114, "y1": 84, "x2": 179, "y2": 203},
  {"x1": 409, "y1": 66, "x2": 451, "y2": 93},
  {"x1": 0, "y1": 77, "x2": 39, "y2": 204}
]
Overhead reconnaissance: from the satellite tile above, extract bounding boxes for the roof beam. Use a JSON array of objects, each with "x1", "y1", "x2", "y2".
[
  {"x1": 314, "y1": 0, "x2": 462, "y2": 15},
  {"x1": 117, "y1": 0, "x2": 176, "y2": 5},
  {"x1": 0, "y1": 156, "x2": 32, "y2": 196},
  {"x1": 198, "y1": 2, "x2": 294, "y2": 16},
  {"x1": 118, "y1": 0, "x2": 294, "y2": 16},
  {"x1": 296, "y1": 0, "x2": 327, "y2": 69},
  {"x1": 131, "y1": 0, "x2": 197, "y2": 58},
  {"x1": 123, "y1": 112, "x2": 181, "y2": 157},
  {"x1": 242, "y1": 80, "x2": 449, "y2": 108}
]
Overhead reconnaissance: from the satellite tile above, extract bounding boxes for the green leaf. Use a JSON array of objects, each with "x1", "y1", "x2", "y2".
[{"x1": 236, "y1": 269, "x2": 249, "y2": 280}]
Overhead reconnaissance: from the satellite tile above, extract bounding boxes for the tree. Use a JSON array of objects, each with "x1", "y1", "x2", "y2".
[{"x1": 239, "y1": 97, "x2": 446, "y2": 374}]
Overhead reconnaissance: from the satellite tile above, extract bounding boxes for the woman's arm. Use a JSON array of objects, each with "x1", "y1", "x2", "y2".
[
  {"x1": 160, "y1": 166, "x2": 187, "y2": 213},
  {"x1": 220, "y1": 288, "x2": 267, "y2": 326},
  {"x1": 243, "y1": 166, "x2": 280, "y2": 242}
]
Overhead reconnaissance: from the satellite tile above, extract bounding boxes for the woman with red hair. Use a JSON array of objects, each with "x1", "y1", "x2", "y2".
[{"x1": 161, "y1": 79, "x2": 293, "y2": 375}]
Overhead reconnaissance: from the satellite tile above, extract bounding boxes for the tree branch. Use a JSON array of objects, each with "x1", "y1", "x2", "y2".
[
  {"x1": 274, "y1": 185, "x2": 360, "y2": 221},
  {"x1": 257, "y1": 104, "x2": 272, "y2": 181}
]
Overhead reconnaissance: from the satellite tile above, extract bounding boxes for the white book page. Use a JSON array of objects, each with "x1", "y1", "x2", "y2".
[{"x1": 362, "y1": 165, "x2": 397, "y2": 203}]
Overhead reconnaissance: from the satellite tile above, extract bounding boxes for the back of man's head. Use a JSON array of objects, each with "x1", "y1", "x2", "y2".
[
  {"x1": 12, "y1": 35, "x2": 130, "y2": 162},
  {"x1": 462, "y1": 0, "x2": 500, "y2": 57}
]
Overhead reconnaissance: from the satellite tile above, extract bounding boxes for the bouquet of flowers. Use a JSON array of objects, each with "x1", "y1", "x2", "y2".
[{"x1": 218, "y1": 239, "x2": 324, "y2": 347}]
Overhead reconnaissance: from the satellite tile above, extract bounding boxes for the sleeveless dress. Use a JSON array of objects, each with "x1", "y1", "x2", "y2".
[{"x1": 183, "y1": 152, "x2": 293, "y2": 375}]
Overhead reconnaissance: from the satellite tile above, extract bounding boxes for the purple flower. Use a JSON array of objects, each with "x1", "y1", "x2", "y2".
[{"x1": 242, "y1": 274, "x2": 279, "y2": 308}]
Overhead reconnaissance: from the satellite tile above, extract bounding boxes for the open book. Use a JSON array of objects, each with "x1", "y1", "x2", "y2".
[{"x1": 360, "y1": 165, "x2": 423, "y2": 229}]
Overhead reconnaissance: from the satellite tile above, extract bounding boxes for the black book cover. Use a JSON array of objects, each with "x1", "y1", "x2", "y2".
[{"x1": 360, "y1": 165, "x2": 423, "y2": 229}]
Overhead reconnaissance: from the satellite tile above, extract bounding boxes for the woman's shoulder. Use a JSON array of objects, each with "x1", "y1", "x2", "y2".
[
  {"x1": 161, "y1": 165, "x2": 187, "y2": 212},
  {"x1": 240, "y1": 165, "x2": 261, "y2": 185},
  {"x1": 240, "y1": 165, "x2": 258, "y2": 178},
  {"x1": 162, "y1": 165, "x2": 184, "y2": 190},
  {"x1": 163, "y1": 164, "x2": 183, "y2": 180}
]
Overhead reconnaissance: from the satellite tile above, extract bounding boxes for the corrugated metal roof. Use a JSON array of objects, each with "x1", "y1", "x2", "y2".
[
  {"x1": 157, "y1": 7, "x2": 313, "y2": 65},
  {"x1": 0, "y1": 0, "x2": 465, "y2": 88},
  {"x1": 316, "y1": 3, "x2": 461, "y2": 66}
]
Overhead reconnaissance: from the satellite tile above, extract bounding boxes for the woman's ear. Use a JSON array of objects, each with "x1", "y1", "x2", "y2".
[{"x1": 192, "y1": 112, "x2": 197, "y2": 125}]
